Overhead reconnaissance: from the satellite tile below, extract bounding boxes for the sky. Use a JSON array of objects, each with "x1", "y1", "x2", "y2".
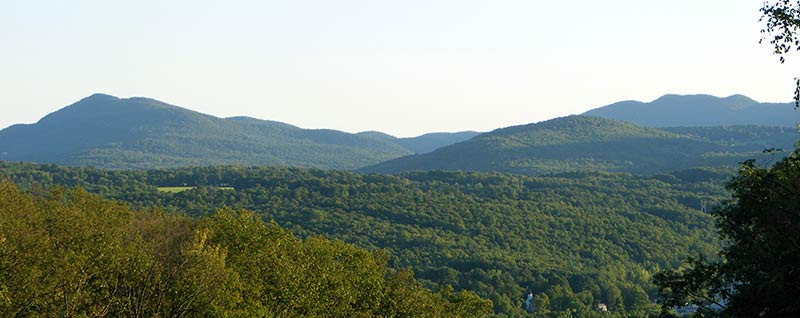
[{"x1": 1, "y1": 0, "x2": 797, "y2": 137}]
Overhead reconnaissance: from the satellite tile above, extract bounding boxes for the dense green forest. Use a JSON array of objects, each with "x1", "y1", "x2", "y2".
[
  {"x1": 654, "y1": 148, "x2": 800, "y2": 317},
  {"x1": 0, "y1": 94, "x2": 475, "y2": 170},
  {"x1": 0, "y1": 179, "x2": 491, "y2": 317},
  {"x1": 0, "y1": 162, "x2": 733, "y2": 317},
  {"x1": 362, "y1": 116, "x2": 797, "y2": 176},
  {"x1": 583, "y1": 94, "x2": 798, "y2": 127},
  {"x1": 661, "y1": 125, "x2": 799, "y2": 149}
]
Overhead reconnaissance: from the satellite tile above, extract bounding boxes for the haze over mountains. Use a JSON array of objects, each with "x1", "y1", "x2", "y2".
[
  {"x1": 1, "y1": 93, "x2": 797, "y2": 173},
  {"x1": 0, "y1": 94, "x2": 476, "y2": 169},
  {"x1": 358, "y1": 130, "x2": 481, "y2": 154},
  {"x1": 584, "y1": 94, "x2": 799, "y2": 127}
]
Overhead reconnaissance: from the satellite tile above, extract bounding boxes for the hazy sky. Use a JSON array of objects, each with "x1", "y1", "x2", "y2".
[{"x1": 2, "y1": 0, "x2": 797, "y2": 137}]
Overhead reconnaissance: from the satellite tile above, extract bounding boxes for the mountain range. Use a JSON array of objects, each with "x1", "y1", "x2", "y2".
[
  {"x1": 361, "y1": 115, "x2": 799, "y2": 175},
  {"x1": 0, "y1": 94, "x2": 476, "y2": 169},
  {"x1": 584, "y1": 94, "x2": 799, "y2": 127},
  {"x1": 1, "y1": 93, "x2": 797, "y2": 173}
]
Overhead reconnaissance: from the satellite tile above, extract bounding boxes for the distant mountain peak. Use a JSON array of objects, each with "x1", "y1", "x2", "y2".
[
  {"x1": 79, "y1": 93, "x2": 120, "y2": 103},
  {"x1": 225, "y1": 116, "x2": 265, "y2": 123},
  {"x1": 584, "y1": 93, "x2": 794, "y2": 127},
  {"x1": 651, "y1": 93, "x2": 717, "y2": 104},
  {"x1": 357, "y1": 131, "x2": 397, "y2": 140},
  {"x1": 649, "y1": 94, "x2": 757, "y2": 106},
  {"x1": 723, "y1": 94, "x2": 756, "y2": 102},
  {"x1": 1, "y1": 94, "x2": 482, "y2": 169},
  {"x1": 722, "y1": 94, "x2": 758, "y2": 109},
  {"x1": 651, "y1": 93, "x2": 682, "y2": 103}
]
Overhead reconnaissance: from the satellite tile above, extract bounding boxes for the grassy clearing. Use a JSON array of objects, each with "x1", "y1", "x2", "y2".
[{"x1": 157, "y1": 186, "x2": 194, "y2": 193}]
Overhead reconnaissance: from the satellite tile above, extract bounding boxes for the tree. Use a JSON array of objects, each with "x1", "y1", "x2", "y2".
[
  {"x1": 761, "y1": 0, "x2": 800, "y2": 107},
  {"x1": 532, "y1": 293, "x2": 550, "y2": 313},
  {"x1": 0, "y1": 181, "x2": 494, "y2": 317},
  {"x1": 655, "y1": 150, "x2": 800, "y2": 317},
  {"x1": 654, "y1": 3, "x2": 800, "y2": 316}
]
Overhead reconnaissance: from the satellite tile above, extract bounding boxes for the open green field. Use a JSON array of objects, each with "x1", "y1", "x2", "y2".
[{"x1": 157, "y1": 186, "x2": 234, "y2": 193}]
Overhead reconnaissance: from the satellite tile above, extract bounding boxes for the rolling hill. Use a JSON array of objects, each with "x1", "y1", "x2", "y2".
[
  {"x1": 583, "y1": 94, "x2": 799, "y2": 127},
  {"x1": 0, "y1": 94, "x2": 470, "y2": 169},
  {"x1": 361, "y1": 115, "x2": 799, "y2": 176},
  {"x1": 0, "y1": 162, "x2": 725, "y2": 316}
]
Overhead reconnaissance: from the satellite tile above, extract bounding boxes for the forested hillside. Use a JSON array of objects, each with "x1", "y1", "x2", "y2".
[
  {"x1": 0, "y1": 162, "x2": 730, "y2": 317},
  {"x1": 583, "y1": 94, "x2": 798, "y2": 127},
  {"x1": 0, "y1": 94, "x2": 471, "y2": 170},
  {"x1": 661, "y1": 125, "x2": 798, "y2": 150},
  {"x1": 0, "y1": 180, "x2": 491, "y2": 317},
  {"x1": 362, "y1": 116, "x2": 797, "y2": 176}
]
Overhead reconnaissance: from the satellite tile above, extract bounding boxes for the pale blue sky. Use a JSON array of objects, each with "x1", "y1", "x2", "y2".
[{"x1": 1, "y1": 0, "x2": 796, "y2": 136}]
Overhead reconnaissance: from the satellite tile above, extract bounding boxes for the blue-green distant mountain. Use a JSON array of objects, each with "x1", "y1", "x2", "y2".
[
  {"x1": 583, "y1": 94, "x2": 799, "y2": 127},
  {"x1": 358, "y1": 130, "x2": 481, "y2": 154},
  {"x1": 361, "y1": 115, "x2": 799, "y2": 176},
  {"x1": 0, "y1": 94, "x2": 466, "y2": 169}
]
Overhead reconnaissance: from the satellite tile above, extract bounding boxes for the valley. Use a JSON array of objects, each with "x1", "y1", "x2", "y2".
[{"x1": 1, "y1": 93, "x2": 797, "y2": 317}]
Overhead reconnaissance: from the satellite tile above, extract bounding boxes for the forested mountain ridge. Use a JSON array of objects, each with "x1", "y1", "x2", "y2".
[
  {"x1": 0, "y1": 162, "x2": 729, "y2": 316},
  {"x1": 361, "y1": 115, "x2": 798, "y2": 176},
  {"x1": 4, "y1": 94, "x2": 796, "y2": 175},
  {"x1": 0, "y1": 94, "x2": 475, "y2": 170},
  {"x1": 583, "y1": 93, "x2": 799, "y2": 127}
]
